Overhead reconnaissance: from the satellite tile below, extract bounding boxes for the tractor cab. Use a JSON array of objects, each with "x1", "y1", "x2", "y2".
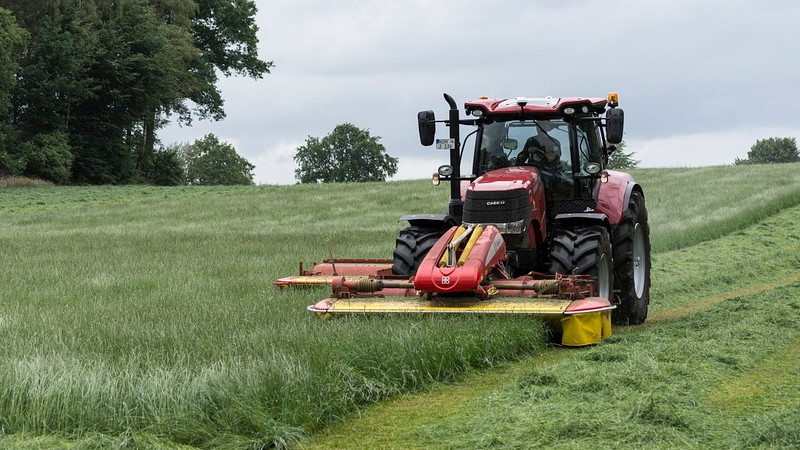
[
  {"x1": 471, "y1": 97, "x2": 617, "y2": 211},
  {"x1": 475, "y1": 117, "x2": 596, "y2": 219},
  {"x1": 423, "y1": 94, "x2": 623, "y2": 222},
  {"x1": 418, "y1": 93, "x2": 626, "y2": 276}
]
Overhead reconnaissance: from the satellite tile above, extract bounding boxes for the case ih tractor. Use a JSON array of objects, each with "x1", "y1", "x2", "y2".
[{"x1": 276, "y1": 92, "x2": 651, "y2": 346}]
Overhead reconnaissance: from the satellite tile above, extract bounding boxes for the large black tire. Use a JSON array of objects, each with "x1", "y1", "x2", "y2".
[
  {"x1": 611, "y1": 190, "x2": 651, "y2": 325},
  {"x1": 392, "y1": 226, "x2": 446, "y2": 276},
  {"x1": 549, "y1": 226, "x2": 613, "y2": 300}
]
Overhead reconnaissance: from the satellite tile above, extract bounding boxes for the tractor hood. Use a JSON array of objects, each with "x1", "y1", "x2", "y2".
[{"x1": 462, "y1": 166, "x2": 542, "y2": 200}]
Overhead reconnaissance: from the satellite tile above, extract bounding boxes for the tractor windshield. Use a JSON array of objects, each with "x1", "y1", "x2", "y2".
[
  {"x1": 476, "y1": 119, "x2": 603, "y2": 177},
  {"x1": 477, "y1": 120, "x2": 570, "y2": 175}
]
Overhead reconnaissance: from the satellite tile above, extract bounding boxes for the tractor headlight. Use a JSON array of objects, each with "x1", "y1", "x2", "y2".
[
  {"x1": 432, "y1": 173, "x2": 440, "y2": 186},
  {"x1": 584, "y1": 162, "x2": 602, "y2": 175},
  {"x1": 463, "y1": 220, "x2": 525, "y2": 234},
  {"x1": 505, "y1": 219, "x2": 525, "y2": 234}
]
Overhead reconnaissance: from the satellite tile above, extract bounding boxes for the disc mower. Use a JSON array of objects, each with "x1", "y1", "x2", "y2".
[{"x1": 276, "y1": 92, "x2": 651, "y2": 346}]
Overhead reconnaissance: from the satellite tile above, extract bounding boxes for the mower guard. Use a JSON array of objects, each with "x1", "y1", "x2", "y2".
[
  {"x1": 275, "y1": 260, "x2": 614, "y2": 346},
  {"x1": 309, "y1": 294, "x2": 613, "y2": 346}
]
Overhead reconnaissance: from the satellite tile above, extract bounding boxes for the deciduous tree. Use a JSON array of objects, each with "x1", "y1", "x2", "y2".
[
  {"x1": 294, "y1": 123, "x2": 399, "y2": 183},
  {"x1": 149, "y1": 146, "x2": 184, "y2": 186},
  {"x1": 181, "y1": 134, "x2": 254, "y2": 185},
  {"x1": 605, "y1": 141, "x2": 639, "y2": 170},
  {"x1": 735, "y1": 137, "x2": 799, "y2": 165}
]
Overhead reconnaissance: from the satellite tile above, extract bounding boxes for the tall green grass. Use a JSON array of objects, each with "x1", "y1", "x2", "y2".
[
  {"x1": 2, "y1": 164, "x2": 800, "y2": 447},
  {"x1": 0, "y1": 182, "x2": 540, "y2": 448},
  {"x1": 629, "y1": 162, "x2": 800, "y2": 251}
]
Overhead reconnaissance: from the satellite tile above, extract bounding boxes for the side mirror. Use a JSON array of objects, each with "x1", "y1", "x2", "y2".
[
  {"x1": 502, "y1": 138, "x2": 518, "y2": 151},
  {"x1": 606, "y1": 108, "x2": 624, "y2": 144},
  {"x1": 418, "y1": 110, "x2": 436, "y2": 146}
]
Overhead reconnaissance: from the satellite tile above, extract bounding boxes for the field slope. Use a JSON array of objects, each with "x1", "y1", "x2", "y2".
[{"x1": 1, "y1": 163, "x2": 800, "y2": 448}]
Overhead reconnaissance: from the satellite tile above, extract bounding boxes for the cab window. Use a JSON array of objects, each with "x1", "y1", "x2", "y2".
[{"x1": 574, "y1": 120, "x2": 602, "y2": 175}]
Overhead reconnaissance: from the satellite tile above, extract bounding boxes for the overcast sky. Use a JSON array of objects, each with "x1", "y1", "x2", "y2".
[{"x1": 159, "y1": 0, "x2": 800, "y2": 185}]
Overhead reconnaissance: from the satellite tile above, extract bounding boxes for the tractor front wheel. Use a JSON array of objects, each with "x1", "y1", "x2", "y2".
[
  {"x1": 549, "y1": 226, "x2": 613, "y2": 300},
  {"x1": 612, "y1": 190, "x2": 651, "y2": 325},
  {"x1": 392, "y1": 226, "x2": 446, "y2": 276}
]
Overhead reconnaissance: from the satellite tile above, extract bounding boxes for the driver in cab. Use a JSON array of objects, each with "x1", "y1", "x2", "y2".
[
  {"x1": 514, "y1": 124, "x2": 572, "y2": 215},
  {"x1": 514, "y1": 122, "x2": 563, "y2": 173}
]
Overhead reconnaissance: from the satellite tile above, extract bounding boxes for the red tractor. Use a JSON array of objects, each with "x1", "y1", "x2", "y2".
[
  {"x1": 276, "y1": 92, "x2": 651, "y2": 345},
  {"x1": 395, "y1": 93, "x2": 650, "y2": 325}
]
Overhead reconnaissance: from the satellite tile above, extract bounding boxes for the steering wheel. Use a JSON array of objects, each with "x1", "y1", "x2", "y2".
[{"x1": 532, "y1": 147, "x2": 547, "y2": 164}]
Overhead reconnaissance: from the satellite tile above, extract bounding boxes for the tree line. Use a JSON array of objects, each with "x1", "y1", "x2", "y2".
[{"x1": 0, "y1": 0, "x2": 268, "y2": 185}]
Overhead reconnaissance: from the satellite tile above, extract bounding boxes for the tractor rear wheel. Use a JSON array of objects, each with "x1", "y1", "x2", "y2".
[
  {"x1": 612, "y1": 190, "x2": 651, "y2": 324},
  {"x1": 392, "y1": 226, "x2": 446, "y2": 276},
  {"x1": 549, "y1": 226, "x2": 613, "y2": 300}
]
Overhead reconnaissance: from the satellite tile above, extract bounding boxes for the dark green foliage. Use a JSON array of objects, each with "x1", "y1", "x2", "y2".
[
  {"x1": 192, "y1": 0, "x2": 272, "y2": 78},
  {"x1": 183, "y1": 133, "x2": 254, "y2": 185},
  {"x1": 735, "y1": 137, "x2": 799, "y2": 165},
  {"x1": 71, "y1": 0, "x2": 195, "y2": 184},
  {"x1": 606, "y1": 140, "x2": 640, "y2": 170},
  {"x1": 17, "y1": 131, "x2": 73, "y2": 183},
  {"x1": 148, "y1": 147, "x2": 184, "y2": 186},
  {"x1": 0, "y1": 8, "x2": 28, "y2": 114},
  {"x1": 12, "y1": 7, "x2": 93, "y2": 137},
  {"x1": 2, "y1": 0, "x2": 270, "y2": 184},
  {"x1": 294, "y1": 123, "x2": 399, "y2": 183},
  {"x1": 0, "y1": 8, "x2": 28, "y2": 175}
]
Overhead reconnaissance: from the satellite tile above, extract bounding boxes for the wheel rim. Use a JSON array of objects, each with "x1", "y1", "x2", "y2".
[
  {"x1": 598, "y1": 253, "x2": 612, "y2": 299},
  {"x1": 633, "y1": 223, "x2": 646, "y2": 297}
]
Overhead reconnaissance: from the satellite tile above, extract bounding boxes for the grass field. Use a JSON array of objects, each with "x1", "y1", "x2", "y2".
[{"x1": 1, "y1": 163, "x2": 800, "y2": 448}]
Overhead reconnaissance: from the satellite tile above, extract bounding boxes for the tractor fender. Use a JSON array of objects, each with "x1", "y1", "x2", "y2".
[
  {"x1": 596, "y1": 170, "x2": 636, "y2": 226},
  {"x1": 622, "y1": 183, "x2": 644, "y2": 215},
  {"x1": 398, "y1": 214, "x2": 458, "y2": 229},
  {"x1": 553, "y1": 212, "x2": 611, "y2": 233}
]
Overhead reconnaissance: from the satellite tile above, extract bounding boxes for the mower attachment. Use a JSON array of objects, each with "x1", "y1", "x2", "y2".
[
  {"x1": 275, "y1": 263, "x2": 614, "y2": 346},
  {"x1": 275, "y1": 225, "x2": 614, "y2": 345}
]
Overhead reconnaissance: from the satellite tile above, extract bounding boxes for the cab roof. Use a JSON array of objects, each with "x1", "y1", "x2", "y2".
[{"x1": 464, "y1": 96, "x2": 608, "y2": 118}]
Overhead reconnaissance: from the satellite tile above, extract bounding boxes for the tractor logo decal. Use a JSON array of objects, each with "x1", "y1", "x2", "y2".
[{"x1": 486, "y1": 200, "x2": 506, "y2": 206}]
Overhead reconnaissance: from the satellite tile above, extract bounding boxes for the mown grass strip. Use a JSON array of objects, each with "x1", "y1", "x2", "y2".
[
  {"x1": 707, "y1": 336, "x2": 800, "y2": 416},
  {"x1": 648, "y1": 271, "x2": 800, "y2": 323},
  {"x1": 299, "y1": 349, "x2": 572, "y2": 449},
  {"x1": 444, "y1": 283, "x2": 800, "y2": 449}
]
